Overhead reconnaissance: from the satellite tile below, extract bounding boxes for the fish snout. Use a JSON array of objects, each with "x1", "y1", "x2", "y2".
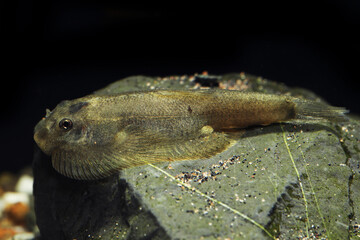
[{"x1": 34, "y1": 120, "x2": 52, "y2": 155}]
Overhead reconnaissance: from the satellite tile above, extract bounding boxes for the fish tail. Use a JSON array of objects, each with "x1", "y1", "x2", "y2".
[{"x1": 293, "y1": 99, "x2": 349, "y2": 122}]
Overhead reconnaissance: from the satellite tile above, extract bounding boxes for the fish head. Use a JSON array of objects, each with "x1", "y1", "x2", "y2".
[
  {"x1": 34, "y1": 99, "x2": 91, "y2": 156},
  {"x1": 34, "y1": 96, "x2": 126, "y2": 180}
]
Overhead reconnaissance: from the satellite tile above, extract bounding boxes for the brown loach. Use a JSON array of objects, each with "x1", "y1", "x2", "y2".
[{"x1": 33, "y1": 89, "x2": 348, "y2": 180}]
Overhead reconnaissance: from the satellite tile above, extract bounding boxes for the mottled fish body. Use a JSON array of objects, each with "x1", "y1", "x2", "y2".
[{"x1": 34, "y1": 90, "x2": 348, "y2": 180}]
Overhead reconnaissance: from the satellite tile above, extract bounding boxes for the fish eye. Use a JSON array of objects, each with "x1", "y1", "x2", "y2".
[{"x1": 59, "y1": 118, "x2": 73, "y2": 131}]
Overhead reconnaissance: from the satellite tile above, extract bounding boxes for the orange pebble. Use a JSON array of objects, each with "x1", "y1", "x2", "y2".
[
  {"x1": 0, "y1": 228, "x2": 16, "y2": 239},
  {"x1": 5, "y1": 202, "x2": 29, "y2": 225}
]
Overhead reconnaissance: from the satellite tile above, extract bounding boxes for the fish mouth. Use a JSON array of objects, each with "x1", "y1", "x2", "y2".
[{"x1": 34, "y1": 119, "x2": 52, "y2": 155}]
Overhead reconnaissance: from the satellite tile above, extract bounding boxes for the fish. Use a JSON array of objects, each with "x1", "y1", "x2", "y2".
[{"x1": 33, "y1": 89, "x2": 348, "y2": 180}]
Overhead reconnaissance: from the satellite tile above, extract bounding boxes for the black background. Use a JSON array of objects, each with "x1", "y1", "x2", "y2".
[{"x1": 2, "y1": 1, "x2": 359, "y2": 173}]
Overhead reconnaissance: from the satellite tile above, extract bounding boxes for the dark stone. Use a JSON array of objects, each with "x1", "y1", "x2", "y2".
[
  {"x1": 33, "y1": 146, "x2": 170, "y2": 240},
  {"x1": 193, "y1": 75, "x2": 219, "y2": 87}
]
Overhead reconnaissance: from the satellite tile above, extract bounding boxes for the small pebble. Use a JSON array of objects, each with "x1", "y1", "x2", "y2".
[
  {"x1": 2, "y1": 192, "x2": 29, "y2": 206},
  {"x1": 12, "y1": 232, "x2": 35, "y2": 240},
  {"x1": 15, "y1": 175, "x2": 33, "y2": 195}
]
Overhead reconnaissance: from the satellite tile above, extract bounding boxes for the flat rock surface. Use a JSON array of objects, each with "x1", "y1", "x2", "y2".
[{"x1": 33, "y1": 73, "x2": 360, "y2": 239}]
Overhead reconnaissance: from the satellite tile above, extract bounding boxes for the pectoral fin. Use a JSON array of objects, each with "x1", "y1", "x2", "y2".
[
  {"x1": 52, "y1": 147, "x2": 123, "y2": 180},
  {"x1": 51, "y1": 126, "x2": 240, "y2": 180},
  {"x1": 113, "y1": 126, "x2": 238, "y2": 168}
]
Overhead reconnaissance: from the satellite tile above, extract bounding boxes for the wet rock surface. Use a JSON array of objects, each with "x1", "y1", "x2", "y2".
[{"x1": 33, "y1": 73, "x2": 360, "y2": 239}]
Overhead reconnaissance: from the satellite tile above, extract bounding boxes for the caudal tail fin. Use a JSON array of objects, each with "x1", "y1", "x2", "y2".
[{"x1": 293, "y1": 99, "x2": 349, "y2": 122}]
